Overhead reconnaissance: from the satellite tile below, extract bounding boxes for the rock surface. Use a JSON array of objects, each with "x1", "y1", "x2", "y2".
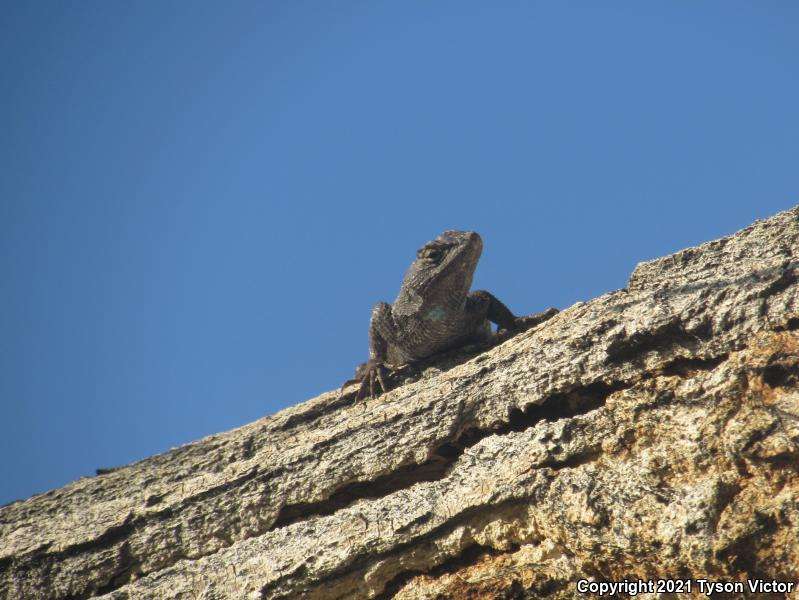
[{"x1": 2, "y1": 207, "x2": 799, "y2": 600}]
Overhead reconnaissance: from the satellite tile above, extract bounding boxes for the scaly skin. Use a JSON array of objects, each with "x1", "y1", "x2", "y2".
[{"x1": 354, "y1": 231, "x2": 558, "y2": 399}]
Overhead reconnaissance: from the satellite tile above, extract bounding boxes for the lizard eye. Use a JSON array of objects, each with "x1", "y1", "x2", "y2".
[{"x1": 417, "y1": 246, "x2": 444, "y2": 262}]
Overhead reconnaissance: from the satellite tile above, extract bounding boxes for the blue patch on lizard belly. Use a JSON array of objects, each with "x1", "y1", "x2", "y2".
[{"x1": 426, "y1": 305, "x2": 448, "y2": 321}]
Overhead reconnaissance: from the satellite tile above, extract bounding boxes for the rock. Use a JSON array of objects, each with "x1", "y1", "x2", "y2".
[{"x1": 1, "y1": 207, "x2": 798, "y2": 600}]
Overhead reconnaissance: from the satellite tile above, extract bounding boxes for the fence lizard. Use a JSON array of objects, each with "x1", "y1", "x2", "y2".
[{"x1": 351, "y1": 230, "x2": 557, "y2": 399}]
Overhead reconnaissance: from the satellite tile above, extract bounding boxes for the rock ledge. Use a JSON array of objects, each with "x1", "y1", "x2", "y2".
[{"x1": 2, "y1": 207, "x2": 798, "y2": 599}]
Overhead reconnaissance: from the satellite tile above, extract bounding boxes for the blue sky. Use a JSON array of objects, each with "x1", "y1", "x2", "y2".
[{"x1": 2, "y1": 2, "x2": 797, "y2": 505}]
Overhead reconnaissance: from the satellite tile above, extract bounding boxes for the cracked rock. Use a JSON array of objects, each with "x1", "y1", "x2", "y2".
[{"x1": 2, "y1": 206, "x2": 799, "y2": 599}]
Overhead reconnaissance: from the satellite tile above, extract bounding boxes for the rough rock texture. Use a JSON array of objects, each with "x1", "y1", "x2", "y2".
[{"x1": 2, "y1": 207, "x2": 799, "y2": 600}]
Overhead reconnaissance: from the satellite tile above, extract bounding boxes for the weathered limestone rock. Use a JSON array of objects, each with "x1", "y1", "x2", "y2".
[{"x1": 2, "y1": 207, "x2": 798, "y2": 600}]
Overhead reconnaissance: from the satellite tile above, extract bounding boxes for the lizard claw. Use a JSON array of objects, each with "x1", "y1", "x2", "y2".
[
  {"x1": 506, "y1": 307, "x2": 559, "y2": 333},
  {"x1": 374, "y1": 364, "x2": 387, "y2": 395},
  {"x1": 355, "y1": 361, "x2": 391, "y2": 401}
]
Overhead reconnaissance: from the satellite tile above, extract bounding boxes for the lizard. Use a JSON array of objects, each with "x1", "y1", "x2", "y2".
[{"x1": 350, "y1": 230, "x2": 558, "y2": 400}]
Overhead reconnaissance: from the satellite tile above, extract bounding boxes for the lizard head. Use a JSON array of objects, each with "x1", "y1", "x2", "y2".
[{"x1": 397, "y1": 230, "x2": 483, "y2": 307}]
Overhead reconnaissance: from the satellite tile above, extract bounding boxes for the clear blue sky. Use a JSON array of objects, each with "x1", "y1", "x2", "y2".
[{"x1": 2, "y1": 2, "x2": 797, "y2": 505}]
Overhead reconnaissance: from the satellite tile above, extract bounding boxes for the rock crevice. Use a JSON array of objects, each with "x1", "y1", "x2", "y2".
[{"x1": 2, "y1": 206, "x2": 798, "y2": 599}]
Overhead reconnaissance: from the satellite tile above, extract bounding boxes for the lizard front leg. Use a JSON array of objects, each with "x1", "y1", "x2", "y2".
[
  {"x1": 512, "y1": 306, "x2": 559, "y2": 330},
  {"x1": 355, "y1": 302, "x2": 394, "y2": 400},
  {"x1": 467, "y1": 290, "x2": 558, "y2": 332}
]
